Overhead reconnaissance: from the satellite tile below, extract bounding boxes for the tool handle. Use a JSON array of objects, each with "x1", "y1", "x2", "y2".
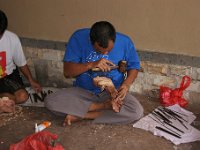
[
  {"x1": 91, "y1": 68, "x2": 101, "y2": 71},
  {"x1": 91, "y1": 66, "x2": 118, "y2": 72},
  {"x1": 164, "y1": 121, "x2": 184, "y2": 133},
  {"x1": 155, "y1": 126, "x2": 181, "y2": 139}
]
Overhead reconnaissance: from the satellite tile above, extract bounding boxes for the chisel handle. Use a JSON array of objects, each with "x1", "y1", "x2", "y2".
[{"x1": 155, "y1": 126, "x2": 181, "y2": 139}]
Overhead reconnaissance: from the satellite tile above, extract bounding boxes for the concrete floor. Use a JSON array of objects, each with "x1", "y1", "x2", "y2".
[{"x1": 0, "y1": 94, "x2": 200, "y2": 150}]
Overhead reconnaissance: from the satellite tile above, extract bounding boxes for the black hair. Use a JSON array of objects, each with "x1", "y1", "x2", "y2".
[
  {"x1": 0, "y1": 10, "x2": 8, "y2": 35},
  {"x1": 90, "y1": 21, "x2": 116, "y2": 48}
]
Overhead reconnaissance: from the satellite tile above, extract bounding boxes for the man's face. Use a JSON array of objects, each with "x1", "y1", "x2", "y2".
[{"x1": 93, "y1": 40, "x2": 114, "y2": 55}]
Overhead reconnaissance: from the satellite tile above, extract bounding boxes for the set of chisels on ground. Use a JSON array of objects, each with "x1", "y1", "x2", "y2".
[{"x1": 148, "y1": 106, "x2": 189, "y2": 139}]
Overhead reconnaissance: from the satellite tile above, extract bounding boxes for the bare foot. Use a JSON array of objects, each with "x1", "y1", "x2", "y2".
[
  {"x1": 103, "y1": 100, "x2": 112, "y2": 110},
  {"x1": 63, "y1": 114, "x2": 82, "y2": 126},
  {"x1": 0, "y1": 97, "x2": 15, "y2": 114},
  {"x1": 111, "y1": 98, "x2": 124, "y2": 113},
  {"x1": 102, "y1": 99, "x2": 121, "y2": 112},
  {"x1": 111, "y1": 100, "x2": 121, "y2": 113}
]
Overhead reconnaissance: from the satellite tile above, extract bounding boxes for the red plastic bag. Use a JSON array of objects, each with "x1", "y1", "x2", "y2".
[
  {"x1": 160, "y1": 76, "x2": 191, "y2": 107},
  {"x1": 10, "y1": 131, "x2": 64, "y2": 150}
]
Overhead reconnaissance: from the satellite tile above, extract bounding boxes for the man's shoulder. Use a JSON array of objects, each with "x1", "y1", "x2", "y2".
[
  {"x1": 3, "y1": 30, "x2": 19, "y2": 40},
  {"x1": 116, "y1": 32, "x2": 131, "y2": 40},
  {"x1": 73, "y1": 28, "x2": 90, "y2": 36},
  {"x1": 116, "y1": 32, "x2": 133, "y2": 44}
]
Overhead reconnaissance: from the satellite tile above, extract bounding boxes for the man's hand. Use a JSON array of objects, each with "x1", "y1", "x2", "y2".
[
  {"x1": 30, "y1": 80, "x2": 42, "y2": 93},
  {"x1": 19, "y1": 65, "x2": 42, "y2": 93},
  {"x1": 116, "y1": 83, "x2": 129, "y2": 102},
  {"x1": 111, "y1": 83, "x2": 130, "y2": 112},
  {"x1": 92, "y1": 58, "x2": 116, "y2": 72}
]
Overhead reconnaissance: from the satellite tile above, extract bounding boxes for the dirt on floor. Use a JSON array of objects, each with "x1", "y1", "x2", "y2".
[{"x1": 0, "y1": 94, "x2": 200, "y2": 150}]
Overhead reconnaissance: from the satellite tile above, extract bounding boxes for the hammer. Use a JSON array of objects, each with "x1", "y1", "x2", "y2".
[{"x1": 91, "y1": 60, "x2": 127, "y2": 73}]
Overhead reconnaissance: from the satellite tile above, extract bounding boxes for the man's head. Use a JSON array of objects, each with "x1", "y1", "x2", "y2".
[
  {"x1": 90, "y1": 21, "x2": 116, "y2": 54},
  {"x1": 0, "y1": 10, "x2": 8, "y2": 37}
]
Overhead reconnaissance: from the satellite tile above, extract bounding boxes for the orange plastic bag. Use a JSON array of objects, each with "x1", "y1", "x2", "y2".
[
  {"x1": 160, "y1": 76, "x2": 191, "y2": 107},
  {"x1": 10, "y1": 131, "x2": 64, "y2": 150}
]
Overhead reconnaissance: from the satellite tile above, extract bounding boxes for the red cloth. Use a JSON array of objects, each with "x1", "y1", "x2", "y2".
[
  {"x1": 160, "y1": 76, "x2": 191, "y2": 107},
  {"x1": 10, "y1": 131, "x2": 64, "y2": 150}
]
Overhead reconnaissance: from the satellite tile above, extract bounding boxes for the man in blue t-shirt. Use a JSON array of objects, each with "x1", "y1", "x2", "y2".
[{"x1": 45, "y1": 21, "x2": 143, "y2": 125}]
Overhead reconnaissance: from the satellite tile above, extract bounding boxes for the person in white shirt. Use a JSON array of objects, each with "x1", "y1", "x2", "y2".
[{"x1": 0, "y1": 10, "x2": 41, "y2": 113}]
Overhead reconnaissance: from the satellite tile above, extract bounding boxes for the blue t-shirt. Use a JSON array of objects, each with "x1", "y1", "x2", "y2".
[{"x1": 64, "y1": 28, "x2": 140, "y2": 94}]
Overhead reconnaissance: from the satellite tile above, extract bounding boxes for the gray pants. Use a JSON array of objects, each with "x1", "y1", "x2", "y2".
[{"x1": 44, "y1": 87, "x2": 143, "y2": 124}]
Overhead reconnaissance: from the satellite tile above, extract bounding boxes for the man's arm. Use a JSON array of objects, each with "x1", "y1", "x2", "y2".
[
  {"x1": 64, "y1": 58, "x2": 115, "y2": 78},
  {"x1": 19, "y1": 65, "x2": 42, "y2": 92},
  {"x1": 122, "y1": 69, "x2": 138, "y2": 88},
  {"x1": 64, "y1": 62, "x2": 92, "y2": 78}
]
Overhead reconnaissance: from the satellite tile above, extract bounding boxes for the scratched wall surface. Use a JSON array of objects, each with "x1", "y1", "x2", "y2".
[
  {"x1": 1, "y1": 0, "x2": 200, "y2": 56},
  {"x1": 21, "y1": 42, "x2": 200, "y2": 104}
]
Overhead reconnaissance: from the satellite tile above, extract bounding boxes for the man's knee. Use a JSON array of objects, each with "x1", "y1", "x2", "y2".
[
  {"x1": 136, "y1": 105, "x2": 144, "y2": 120},
  {"x1": 124, "y1": 102, "x2": 144, "y2": 123},
  {"x1": 131, "y1": 103, "x2": 144, "y2": 121},
  {"x1": 14, "y1": 89, "x2": 29, "y2": 104}
]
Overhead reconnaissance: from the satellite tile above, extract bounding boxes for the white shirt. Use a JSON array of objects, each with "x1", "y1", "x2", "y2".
[{"x1": 0, "y1": 30, "x2": 26, "y2": 78}]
